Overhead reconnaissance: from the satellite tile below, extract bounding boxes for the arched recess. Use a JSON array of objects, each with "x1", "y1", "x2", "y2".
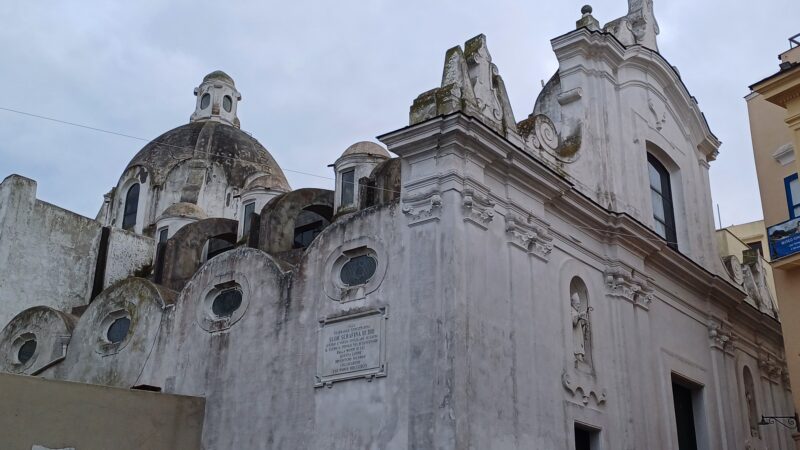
[
  {"x1": 258, "y1": 188, "x2": 334, "y2": 254},
  {"x1": 742, "y1": 365, "x2": 760, "y2": 438},
  {"x1": 158, "y1": 218, "x2": 238, "y2": 292},
  {"x1": 569, "y1": 276, "x2": 592, "y2": 367}
]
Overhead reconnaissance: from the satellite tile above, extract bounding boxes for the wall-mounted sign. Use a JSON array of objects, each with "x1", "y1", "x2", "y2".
[
  {"x1": 767, "y1": 217, "x2": 800, "y2": 260},
  {"x1": 315, "y1": 308, "x2": 387, "y2": 387}
]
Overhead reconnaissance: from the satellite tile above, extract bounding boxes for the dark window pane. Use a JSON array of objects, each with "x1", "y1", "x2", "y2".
[
  {"x1": 223, "y1": 95, "x2": 232, "y2": 112},
  {"x1": 107, "y1": 317, "x2": 131, "y2": 344},
  {"x1": 212, "y1": 289, "x2": 242, "y2": 317},
  {"x1": 672, "y1": 382, "x2": 698, "y2": 450},
  {"x1": 293, "y1": 208, "x2": 331, "y2": 249},
  {"x1": 158, "y1": 228, "x2": 169, "y2": 243},
  {"x1": 574, "y1": 426, "x2": 592, "y2": 450},
  {"x1": 243, "y1": 202, "x2": 256, "y2": 237},
  {"x1": 340, "y1": 255, "x2": 377, "y2": 286},
  {"x1": 122, "y1": 184, "x2": 140, "y2": 230},
  {"x1": 17, "y1": 339, "x2": 36, "y2": 364},
  {"x1": 341, "y1": 169, "x2": 355, "y2": 206},
  {"x1": 647, "y1": 154, "x2": 677, "y2": 250},
  {"x1": 200, "y1": 93, "x2": 211, "y2": 109},
  {"x1": 207, "y1": 237, "x2": 235, "y2": 260}
]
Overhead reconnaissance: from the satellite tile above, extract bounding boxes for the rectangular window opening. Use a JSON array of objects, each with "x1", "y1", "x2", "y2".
[
  {"x1": 341, "y1": 169, "x2": 355, "y2": 206},
  {"x1": 574, "y1": 423, "x2": 600, "y2": 450},
  {"x1": 242, "y1": 201, "x2": 256, "y2": 237}
]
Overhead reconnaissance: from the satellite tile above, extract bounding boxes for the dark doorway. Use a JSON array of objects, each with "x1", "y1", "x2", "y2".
[
  {"x1": 206, "y1": 233, "x2": 236, "y2": 260},
  {"x1": 672, "y1": 377, "x2": 700, "y2": 450},
  {"x1": 574, "y1": 423, "x2": 599, "y2": 450}
]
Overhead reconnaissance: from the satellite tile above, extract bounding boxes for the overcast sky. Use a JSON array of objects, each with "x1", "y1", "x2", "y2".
[{"x1": 0, "y1": 0, "x2": 797, "y2": 226}]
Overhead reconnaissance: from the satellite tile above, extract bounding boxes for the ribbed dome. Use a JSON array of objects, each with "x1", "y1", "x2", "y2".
[
  {"x1": 124, "y1": 121, "x2": 290, "y2": 191},
  {"x1": 341, "y1": 141, "x2": 390, "y2": 158},
  {"x1": 159, "y1": 202, "x2": 207, "y2": 220}
]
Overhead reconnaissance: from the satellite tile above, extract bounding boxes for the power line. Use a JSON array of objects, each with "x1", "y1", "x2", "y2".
[{"x1": 0, "y1": 105, "x2": 680, "y2": 247}]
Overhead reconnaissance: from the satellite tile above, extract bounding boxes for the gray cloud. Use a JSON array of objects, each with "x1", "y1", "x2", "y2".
[{"x1": 0, "y1": 0, "x2": 797, "y2": 226}]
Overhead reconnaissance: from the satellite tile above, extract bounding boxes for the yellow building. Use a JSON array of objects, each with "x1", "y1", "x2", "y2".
[{"x1": 748, "y1": 33, "x2": 800, "y2": 430}]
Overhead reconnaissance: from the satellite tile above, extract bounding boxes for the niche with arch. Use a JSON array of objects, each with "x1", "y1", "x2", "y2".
[
  {"x1": 743, "y1": 366, "x2": 760, "y2": 438},
  {"x1": 569, "y1": 276, "x2": 592, "y2": 368}
]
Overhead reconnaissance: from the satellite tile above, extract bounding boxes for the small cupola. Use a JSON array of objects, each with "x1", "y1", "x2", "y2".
[
  {"x1": 190, "y1": 71, "x2": 242, "y2": 128},
  {"x1": 333, "y1": 141, "x2": 390, "y2": 213}
]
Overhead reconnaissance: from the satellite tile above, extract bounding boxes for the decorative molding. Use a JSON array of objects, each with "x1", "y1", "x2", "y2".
[
  {"x1": 401, "y1": 189, "x2": 442, "y2": 226},
  {"x1": 603, "y1": 266, "x2": 653, "y2": 309},
  {"x1": 772, "y1": 143, "x2": 795, "y2": 166},
  {"x1": 562, "y1": 370, "x2": 606, "y2": 408},
  {"x1": 557, "y1": 87, "x2": 583, "y2": 106},
  {"x1": 757, "y1": 348, "x2": 785, "y2": 381},
  {"x1": 707, "y1": 318, "x2": 735, "y2": 352},
  {"x1": 462, "y1": 188, "x2": 495, "y2": 229},
  {"x1": 505, "y1": 213, "x2": 553, "y2": 261}
]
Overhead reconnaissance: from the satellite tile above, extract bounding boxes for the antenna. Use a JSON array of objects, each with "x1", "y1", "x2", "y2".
[{"x1": 717, "y1": 203, "x2": 723, "y2": 229}]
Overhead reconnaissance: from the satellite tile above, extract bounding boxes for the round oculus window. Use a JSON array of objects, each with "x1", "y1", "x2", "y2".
[
  {"x1": 223, "y1": 95, "x2": 233, "y2": 112},
  {"x1": 340, "y1": 255, "x2": 377, "y2": 286},
  {"x1": 107, "y1": 317, "x2": 131, "y2": 344},
  {"x1": 212, "y1": 289, "x2": 242, "y2": 318},
  {"x1": 17, "y1": 339, "x2": 36, "y2": 364},
  {"x1": 200, "y1": 93, "x2": 211, "y2": 109}
]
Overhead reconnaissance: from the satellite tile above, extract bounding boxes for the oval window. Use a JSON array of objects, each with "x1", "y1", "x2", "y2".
[
  {"x1": 200, "y1": 93, "x2": 211, "y2": 109},
  {"x1": 340, "y1": 255, "x2": 377, "y2": 286},
  {"x1": 107, "y1": 317, "x2": 131, "y2": 344},
  {"x1": 212, "y1": 289, "x2": 242, "y2": 318},
  {"x1": 17, "y1": 339, "x2": 36, "y2": 364},
  {"x1": 223, "y1": 95, "x2": 232, "y2": 112}
]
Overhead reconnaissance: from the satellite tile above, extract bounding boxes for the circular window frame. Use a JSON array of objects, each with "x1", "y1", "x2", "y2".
[
  {"x1": 197, "y1": 276, "x2": 250, "y2": 333},
  {"x1": 9, "y1": 332, "x2": 38, "y2": 372},
  {"x1": 324, "y1": 239, "x2": 388, "y2": 303},
  {"x1": 96, "y1": 306, "x2": 135, "y2": 355}
]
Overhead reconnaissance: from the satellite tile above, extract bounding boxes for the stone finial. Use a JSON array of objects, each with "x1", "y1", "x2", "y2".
[
  {"x1": 577, "y1": 5, "x2": 600, "y2": 31},
  {"x1": 603, "y1": 0, "x2": 660, "y2": 51},
  {"x1": 409, "y1": 34, "x2": 519, "y2": 141}
]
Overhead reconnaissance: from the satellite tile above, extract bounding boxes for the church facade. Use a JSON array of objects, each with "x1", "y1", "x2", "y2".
[{"x1": 0, "y1": 2, "x2": 796, "y2": 449}]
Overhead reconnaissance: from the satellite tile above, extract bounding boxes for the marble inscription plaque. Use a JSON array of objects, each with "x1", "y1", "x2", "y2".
[{"x1": 316, "y1": 308, "x2": 387, "y2": 387}]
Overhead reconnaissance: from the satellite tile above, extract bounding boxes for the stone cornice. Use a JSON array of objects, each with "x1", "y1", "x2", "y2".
[{"x1": 378, "y1": 113, "x2": 779, "y2": 337}]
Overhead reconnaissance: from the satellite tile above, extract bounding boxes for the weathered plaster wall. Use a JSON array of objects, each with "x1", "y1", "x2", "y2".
[
  {"x1": 0, "y1": 372, "x2": 204, "y2": 450},
  {"x1": 0, "y1": 175, "x2": 101, "y2": 327},
  {"x1": 104, "y1": 228, "x2": 155, "y2": 287}
]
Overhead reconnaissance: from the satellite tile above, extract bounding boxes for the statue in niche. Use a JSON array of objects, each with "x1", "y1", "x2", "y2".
[{"x1": 571, "y1": 293, "x2": 589, "y2": 362}]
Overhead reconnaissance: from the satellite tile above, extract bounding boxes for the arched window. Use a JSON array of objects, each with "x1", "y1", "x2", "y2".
[
  {"x1": 293, "y1": 206, "x2": 332, "y2": 249},
  {"x1": 206, "y1": 233, "x2": 236, "y2": 261},
  {"x1": 122, "y1": 184, "x2": 140, "y2": 230},
  {"x1": 200, "y1": 93, "x2": 211, "y2": 109},
  {"x1": 647, "y1": 154, "x2": 677, "y2": 250}
]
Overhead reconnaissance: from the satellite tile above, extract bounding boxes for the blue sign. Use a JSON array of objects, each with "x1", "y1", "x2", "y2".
[{"x1": 768, "y1": 217, "x2": 800, "y2": 260}]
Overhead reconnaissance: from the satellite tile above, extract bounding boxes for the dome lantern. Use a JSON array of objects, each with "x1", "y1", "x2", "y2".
[{"x1": 190, "y1": 71, "x2": 242, "y2": 128}]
